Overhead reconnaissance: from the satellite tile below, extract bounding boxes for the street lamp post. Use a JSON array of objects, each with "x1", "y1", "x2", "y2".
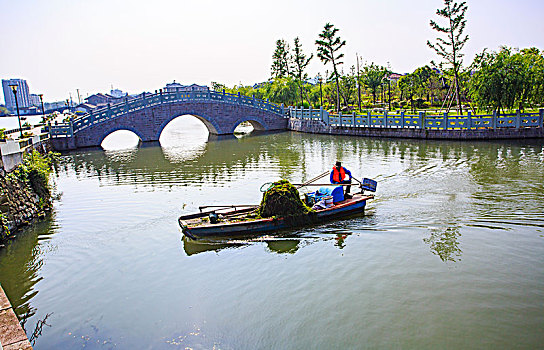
[
  {"x1": 38, "y1": 94, "x2": 45, "y2": 122},
  {"x1": 8, "y1": 84, "x2": 23, "y2": 138},
  {"x1": 388, "y1": 78, "x2": 392, "y2": 111},
  {"x1": 318, "y1": 75, "x2": 323, "y2": 107}
]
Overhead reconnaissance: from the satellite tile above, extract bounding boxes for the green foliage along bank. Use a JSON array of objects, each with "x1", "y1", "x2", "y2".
[{"x1": 0, "y1": 151, "x2": 58, "y2": 243}]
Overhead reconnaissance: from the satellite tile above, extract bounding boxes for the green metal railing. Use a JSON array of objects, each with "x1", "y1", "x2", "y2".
[{"x1": 290, "y1": 107, "x2": 544, "y2": 130}]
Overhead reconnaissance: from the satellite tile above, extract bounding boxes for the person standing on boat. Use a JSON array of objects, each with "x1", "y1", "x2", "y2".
[{"x1": 330, "y1": 161, "x2": 352, "y2": 198}]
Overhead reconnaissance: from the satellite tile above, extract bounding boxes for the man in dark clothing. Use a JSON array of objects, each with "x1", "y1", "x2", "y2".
[{"x1": 330, "y1": 161, "x2": 352, "y2": 198}]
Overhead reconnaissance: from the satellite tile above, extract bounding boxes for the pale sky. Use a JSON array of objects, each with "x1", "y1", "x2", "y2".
[{"x1": 1, "y1": 0, "x2": 543, "y2": 102}]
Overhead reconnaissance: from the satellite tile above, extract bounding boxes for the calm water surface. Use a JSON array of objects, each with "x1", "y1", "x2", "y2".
[{"x1": 0, "y1": 117, "x2": 543, "y2": 349}]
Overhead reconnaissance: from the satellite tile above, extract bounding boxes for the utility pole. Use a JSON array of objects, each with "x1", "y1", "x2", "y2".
[{"x1": 356, "y1": 53, "x2": 361, "y2": 112}]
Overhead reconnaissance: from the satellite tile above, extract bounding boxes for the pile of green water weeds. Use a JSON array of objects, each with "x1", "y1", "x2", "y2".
[{"x1": 257, "y1": 180, "x2": 313, "y2": 218}]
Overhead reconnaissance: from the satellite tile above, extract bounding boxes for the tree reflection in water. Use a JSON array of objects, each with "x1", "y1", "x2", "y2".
[{"x1": 423, "y1": 224, "x2": 462, "y2": 262}]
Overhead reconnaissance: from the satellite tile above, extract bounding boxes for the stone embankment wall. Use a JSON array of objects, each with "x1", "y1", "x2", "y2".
[
  {"x1": 0, "y1": 140, "x2": 52, "y2": 243},
  {"x1": 288, "y1": 118, "x2": 544, "y2": 140},
  {"x1": 0, "y1": 173, "x2": 48, "y2": 242}
]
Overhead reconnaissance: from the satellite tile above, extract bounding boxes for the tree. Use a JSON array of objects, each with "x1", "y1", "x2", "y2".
[
  {"x1": 468, "y1": 47, "x2": 537, "y2": 113},
  {"x1": 519, "y1": 48, "x2": 544, "y2": 109},
  {"x1": 292, "y1": 37, "x2": 313, "y2": 106},
  {"x1": 427, "y1": 0, "x2": 469, "y2": 114},
  {"x1": 398, "y1": 74, "x2": 418, "y2": 113},
  {"x1": 412, "y1": 65, "x2": 434, "y2": 100},
  {"x1": 340, "y1": 66, "x2": 357, "y2": 108},
  {"x1": 271, "y1": 39, "x2": 292, "y2": 79},
  {"x1": 316, "y1": 23, "x2": 346, "y2": 112},
  {"x1": 361, "y1": 63, "x2": 387, "y2": 104},
  {"x1": 266, "y1": 77, "x2": 299, "y2": 106},
  {"x1": 211, "y1": 82, "x2": 227, "y2": 92}
]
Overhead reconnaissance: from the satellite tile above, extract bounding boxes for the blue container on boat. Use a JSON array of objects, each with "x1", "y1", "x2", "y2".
[
  {"x1": 317, "y1": 186, "x2": 344, "y2": 203},
  {"x1": 304, "y1": 186, "x2": 344, "y2": 206}
]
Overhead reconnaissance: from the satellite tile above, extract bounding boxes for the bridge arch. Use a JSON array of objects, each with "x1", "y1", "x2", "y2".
[
  {"x1": 230, "y1": 116, "x2": 268, "y2": 134},
  {"x1": 155, "y1": 113, "x2": 222, "y2": 140},
  {"x1": 99, "y1": 126, "x2": 145, "y2": 146}
]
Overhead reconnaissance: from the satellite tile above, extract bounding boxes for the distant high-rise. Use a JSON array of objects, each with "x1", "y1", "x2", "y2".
[{"x1": 2, "y1": 78, "x2": 31, "y2": 111}]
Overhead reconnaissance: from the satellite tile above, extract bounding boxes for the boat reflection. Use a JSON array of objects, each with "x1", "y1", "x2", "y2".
[{"x1": 182, "y1": 236, "x2": 304, "y2": 256}]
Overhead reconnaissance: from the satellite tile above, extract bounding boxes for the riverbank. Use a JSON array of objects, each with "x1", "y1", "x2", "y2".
[
  {"x1": 0, "y1": 151, "x2": 55, "y2": 244},
  {"x1": 0, "y1": 285, "x2": 32, "y2": 349}
]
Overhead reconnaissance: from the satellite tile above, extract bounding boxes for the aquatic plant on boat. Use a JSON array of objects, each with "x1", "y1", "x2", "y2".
[{"x1": 258, "y1": 180, "x2": 313, "y2": 218}]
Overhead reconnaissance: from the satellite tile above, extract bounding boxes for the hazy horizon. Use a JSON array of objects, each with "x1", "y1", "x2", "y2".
[{"x1": 1, "y1": 0, "x2": 543, "y2": 103}]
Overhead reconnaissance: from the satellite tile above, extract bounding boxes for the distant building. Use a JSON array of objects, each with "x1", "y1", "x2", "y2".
[
  {"x1": 164, "y1": 81, "x2": 209, "y2": 93},
  {"x1": 2, "y1": 78, "x2": 31, "y2": 111},
  {"x1": 110, "y1": 89, "x2": 126, "y2": 98},
  {"x1": 44, "y1": 101, "x2": 69, "y2": 112},
  {"x1": 30, "y1": 94, "x2": 41, "y2": 107},
  {"x1": 75, "y1": 103, "x2": 97, "y2": 114},
  {"x1": 85, "y1": 93, "x2": 115, "y2": 106},
  {"x1": 388, "y1": 73, "x2": 404, "y2": 83}
]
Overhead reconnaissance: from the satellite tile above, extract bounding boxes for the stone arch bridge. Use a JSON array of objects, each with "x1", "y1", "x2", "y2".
[{"x1": 50, "y1": 90, "x2": 288, "y2": 150}]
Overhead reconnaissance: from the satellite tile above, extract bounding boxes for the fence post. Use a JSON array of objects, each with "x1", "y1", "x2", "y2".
[
  {"x1": 443, "y1": 112, "x2": 448, "y2": 130},
  {"x1": 281, "y1": 103, "x2": 284, "y2": 117},
  {"x1": 160, "y1": 89, "x2": 163, "y2": 104},
  {"x1": 320, "y1": 106, "x2": 324, "y2": 122},
  {"x1": 69, "y1": 118, "x2": 74, "y2": 137},
  {"x1": 384, "y1": 110, "x2": 388, "y2": 128},
  {"x1": 493, "y1": 110, "x2": 497, "y2": 130},
  {"x1": 353, "y1": 112, "x2": 356, "y2": 127},
  {"x1": 419, "y1": 112, "x2": 425, "y2": 129},
  {"x1": 539, "y1": 108, "x2": 544, "y2": 128},
  {"x1": 467, "y1": 111, "x2": 472, "y2": 130},
  {"x1": 339, "y1": 112, "x2": 342, "y2": 127},
  {"x1": 367, "y1": 111, "x2": 371, "y2": 128},
  {"x1": 516, "y1": 109, "x2": 521, "y2": 129},
  {"x1": 309, "y1": 105, "x2": 312, "y2": 120}
]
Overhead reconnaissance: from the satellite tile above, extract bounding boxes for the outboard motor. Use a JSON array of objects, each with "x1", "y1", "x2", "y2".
[{"x1": 208, "y1": 212, "x2": 219, "y2": 224}]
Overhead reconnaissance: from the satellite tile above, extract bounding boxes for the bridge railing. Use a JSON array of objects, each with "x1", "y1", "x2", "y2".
[
  {"x1": 50, "y1": 90, "x2": 287, "y2": 137},
  {"x1": 289, "y1": 107, "x2": 544, "y2": 131}
]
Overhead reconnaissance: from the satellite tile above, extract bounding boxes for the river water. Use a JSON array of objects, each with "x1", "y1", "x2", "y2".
[{"x1": 0, "y1": 116, "x2": 543, "y2": 349}]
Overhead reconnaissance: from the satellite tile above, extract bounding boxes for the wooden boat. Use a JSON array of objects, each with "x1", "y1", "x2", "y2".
[{"x1": 178, "y1": 193, "x2": 374, "y2": 240}]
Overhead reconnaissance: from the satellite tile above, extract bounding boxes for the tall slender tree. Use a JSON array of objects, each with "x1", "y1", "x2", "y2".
[
  {"x1": 292, "y1": 37, "x2": 313, "y2": 106},
  {"x1": 271, "y1": 39, "x2": 292, "y2": 78},
  {"x1": 316, "y1": 23, "x2": 346, "y2": 112},
  {"x1": 427, "y1": 0, "x2": 469, "y2": 114}
]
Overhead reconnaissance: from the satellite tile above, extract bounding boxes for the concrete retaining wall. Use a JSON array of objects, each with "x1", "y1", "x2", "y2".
[{"x1": 0, "y1": 285, "x2": 32, "y2": 349}]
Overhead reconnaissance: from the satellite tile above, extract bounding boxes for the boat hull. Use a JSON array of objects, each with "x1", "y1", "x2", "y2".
[{"x1": 179, "y1": 194, "x2": 372, "y2": 240}]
